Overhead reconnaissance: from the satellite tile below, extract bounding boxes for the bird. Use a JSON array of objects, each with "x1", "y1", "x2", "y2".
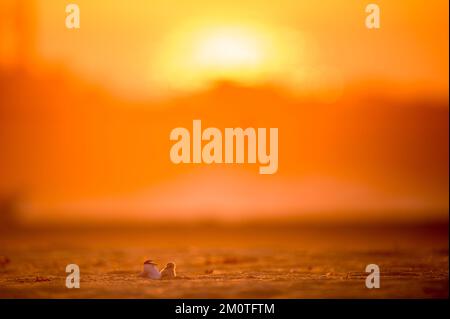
[
  {"x1": 160, "y1": 262, "x2": 177, "y2": 279},
  {"x1": 140, "y1": 260, "x2": 161, "y2": 279}
]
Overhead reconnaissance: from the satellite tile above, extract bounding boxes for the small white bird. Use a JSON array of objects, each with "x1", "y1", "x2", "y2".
[
  {"x1": 141, "y1": 260, "x2": 161, "y2": 279},
  {"x1": 160, "y1": 262, "x2": 176, "y2": 279}
]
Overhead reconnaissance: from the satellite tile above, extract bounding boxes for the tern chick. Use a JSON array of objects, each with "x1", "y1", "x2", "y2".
[
  {"x1": 160, "y1": 262, "x2": 176, "y2": 279},
  {"x1": 141, "y1": 260, "x2": 161, "y2": 279}
]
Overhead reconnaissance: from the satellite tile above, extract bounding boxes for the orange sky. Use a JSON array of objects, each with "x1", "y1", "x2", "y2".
[
  {"x1": 0, "y1": 0, "x2": 448, "y2": 224},
  {"x1": 29, "y1": 0, "x2": 449, "y2": 99}
]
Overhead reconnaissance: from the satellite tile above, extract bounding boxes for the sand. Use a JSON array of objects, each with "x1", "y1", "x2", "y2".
[{"x1": 0, "y1": 224, "x2": 448, "y2": 298}]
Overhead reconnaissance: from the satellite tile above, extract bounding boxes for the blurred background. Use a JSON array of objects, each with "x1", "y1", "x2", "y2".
[{"x1": 0, "y1": 0, "x2": 448, "y2": 227}]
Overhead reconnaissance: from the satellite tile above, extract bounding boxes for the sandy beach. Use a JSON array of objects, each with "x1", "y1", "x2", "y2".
[{"x1": 0, "y1": 223, "x2": 447, "y2": 298}]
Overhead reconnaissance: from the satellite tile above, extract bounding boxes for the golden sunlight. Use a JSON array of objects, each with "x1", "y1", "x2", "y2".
[
  {"x1": 193, "y1": 27, "x2": 265, "y2": 72},
  {"x1": 152, "y1": 23, "x2": 307, "y2": 93}
]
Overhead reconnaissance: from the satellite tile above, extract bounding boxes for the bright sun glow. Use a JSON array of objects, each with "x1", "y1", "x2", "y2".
[
  {"x1": 194, "y1": 29, "x2": 264, "y2": 69},
  {"x1": 151, "y1": 22, "x2": 311, "y2": 95}
]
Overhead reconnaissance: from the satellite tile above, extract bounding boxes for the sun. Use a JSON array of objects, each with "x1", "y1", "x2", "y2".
[
  {"x1": 187, "y1": 27, "x2": 271, "y2": 86},
  {"x1": 153, "y1": 24, "x2": 278, "y2": 92},
  {"x1": 151, "y1": 22, "x2": 307, "y2": 95},
  {"x1": 193, "y1": 28, "x2": 265, "y2": 70}
]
